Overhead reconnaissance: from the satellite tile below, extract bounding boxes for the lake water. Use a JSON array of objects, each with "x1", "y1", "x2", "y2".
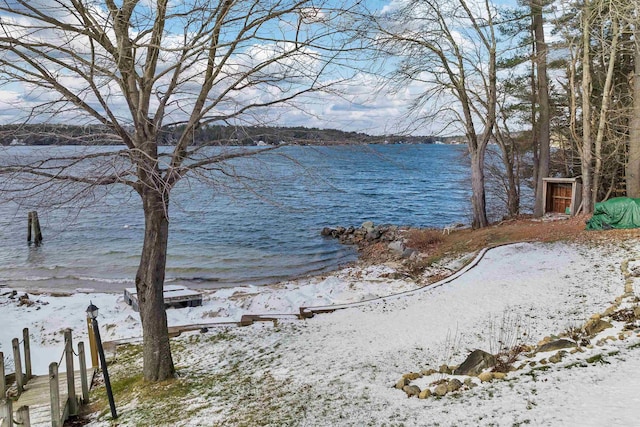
[{"x1": 0, "y1": 144, "x2": 474, "y2": 292}]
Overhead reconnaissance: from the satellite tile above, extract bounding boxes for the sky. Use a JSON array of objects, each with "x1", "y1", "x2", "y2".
[{"x1": 0, "y1": 0, "x2": 526, "y2": 137}]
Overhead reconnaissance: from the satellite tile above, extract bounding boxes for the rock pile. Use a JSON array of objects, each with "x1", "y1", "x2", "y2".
[{"x1": 321, "y1": 221, "x2": 417, "y2": 259}]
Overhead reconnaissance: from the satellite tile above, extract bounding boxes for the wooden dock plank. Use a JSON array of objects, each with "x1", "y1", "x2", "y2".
[
  {"x1": 13, "y1": 368, "x2": 94, "y2": 427},
  {"x1": 124, "y1": 285, "x2": 202, "y2": 311}
]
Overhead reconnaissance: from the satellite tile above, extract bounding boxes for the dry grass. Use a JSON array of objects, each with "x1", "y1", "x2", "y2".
[
  {"x1": 415, "y1": 214, "x2": 640, "y2": 264},
  {"x1": 405, "y1": 228, "x2": 444, "y2": 251}
]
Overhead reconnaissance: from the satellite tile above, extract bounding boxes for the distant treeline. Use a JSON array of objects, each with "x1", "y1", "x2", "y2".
[{"x1": 0, "y1": 124, "x2": 441, "y2": 146}]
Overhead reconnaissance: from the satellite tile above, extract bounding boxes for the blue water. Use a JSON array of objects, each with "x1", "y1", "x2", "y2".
[{"x1": 0, "y1": 144, "x2": 473, "y2": 292}]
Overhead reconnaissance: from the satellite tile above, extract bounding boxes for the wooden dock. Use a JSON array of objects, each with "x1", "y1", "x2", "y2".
[
  {"x1": 124, "y1": 285, "x2": 202, "y2": 311},
  {"x1": 11, "y1": 367, "x2": 95, "y2": 427},
  {"x1": 1, "y1": 329, "x2": 94, "y2": 427}
]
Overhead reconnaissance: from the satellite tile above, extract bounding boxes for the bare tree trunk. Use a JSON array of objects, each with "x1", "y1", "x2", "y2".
[
  {"x1": 581, "y1": 0, "x2": 594, "y2": 212},
  {"x1": 136, "y1": 189, "x2": 175, "y2": 382},
  {"x1": 532, "y1": 0, "x2": 550, "y2": 217},
  {"x1": 593, "y1": 17, "x2": 620, "y2": 202},
  {"x1": 471, "y1": 149, "x2": 489, "y2": 228},
  {"x1": 627, "y1": 30, "x2": 640, "y2": 197}
]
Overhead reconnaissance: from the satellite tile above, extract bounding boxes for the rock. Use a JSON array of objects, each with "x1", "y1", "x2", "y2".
[
  {"x1": 549, "y1": 351, "x2": 567, "y2": 364},
  {"x1": 536, "y1": 339, "x2": 577, "y2": 353},
  {"x1": 388, "y1": 240, "x2": 405, "y2": 255},
  {"x1": 439, "y1": 364, "x2": 452, "y2": 374},
  {"x1": 421, "y1": 368, "x2": 438, "y2": 376},
  {"x1": 464, "y1": 378, "x2": 476, "y2": 388},
  {"x1": 433, "y1": 383, "x2": 448, "y2": 396},
  {"x1": 477, "y1": 372, "x2": 493, "y2": 383},
  {"x1": 454, "y1": 349, "x2": 497, "y2": 376},
  {"x1": 320, "y1": 227, "x2": 333, "y2": 236},
  {"x1": 366, "y1": 229, "x2": 382, "y2": 241},
  {"x1": 403, "y1": 372, "x2": 422, "y2": 381},
  {"x1": 362, "y1": 221, "x2": 375, "y2": 232},
  {"x1": 403, "y1": 385, "x2": 421, "y2": 398},
  {"x1": 584, "y1": 319, "x2": 613, "y2": 336},
  {"x1": 492, "y1": 372, "x2": 507, "y2": 380},
  {"x1": 447, "y1": 379, "x2": 463, "y2": 392},
  {"x1": 395, "y1": 378, "x2": 409, "y2": 389},
  {"x1": 418, "y1": 388, "x2": 432, "y2": 399},
  {"x1": 401, "y1": 248, "x2": 417, "y2": 259},
  {"x1": 634, "y1": 306, "x2": 640, "y2": 319},
  {"x1": 18, "y1": 294, "x2": 34, "y2": 307}
]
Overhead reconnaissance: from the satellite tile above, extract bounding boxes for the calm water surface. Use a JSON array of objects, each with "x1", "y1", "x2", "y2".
[{"x1": 0, "y1": 144, "x2": 473, "y2": 292}]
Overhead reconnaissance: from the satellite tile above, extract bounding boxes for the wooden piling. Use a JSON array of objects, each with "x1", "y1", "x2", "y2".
[
  {"x1": 0, "y1": 352, "x2": 5, "y2": 398},
  {"x1": 0, "y1": 397, "x2": 13, "y2": 427},
  {"x1": 49, "y1": 362, "x2": 61, "y2": 427},
  {"x1": 27, "y1": 211, "x2": 32, "y2": 243},
  {"x1": 63, "y1": 330, "x2": 77, "y2": 416},
  {"x1": 15, "y1": 406, "x2": 30, "y2": 427},
  {"x1": 32, "y1": 211, "x2": 42, "y2": 244},
  {"x1": 27, "y1": 211, "x2": 42, "y2": 245},
  {"x1": 78, "y1": 342, "x2": 89, "y2": 404},
  {"x1": 12, "y1": 338, "x2": 23, "y2": 394},
  {"x1": 23, "y1": 328, "x2": 31, "y2": 381}
]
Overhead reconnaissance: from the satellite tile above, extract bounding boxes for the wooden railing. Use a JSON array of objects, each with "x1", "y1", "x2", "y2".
[{"x1": 1, "y1": 328, "x2": 92, "y2": 427}]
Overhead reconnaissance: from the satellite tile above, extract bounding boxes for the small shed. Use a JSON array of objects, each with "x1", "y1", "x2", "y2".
[{"x1": 542, "y1": 177, "x2": 582, "y2": 215}]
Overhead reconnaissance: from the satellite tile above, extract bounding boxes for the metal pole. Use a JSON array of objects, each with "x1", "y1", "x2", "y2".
[{"x1": 91, "y1": 318, "x2": 117, "y2": 419}]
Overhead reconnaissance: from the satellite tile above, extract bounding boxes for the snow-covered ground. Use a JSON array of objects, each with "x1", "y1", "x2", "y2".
[{"x1": 3, "y1": 240, "x2": 640, "y2": 426}]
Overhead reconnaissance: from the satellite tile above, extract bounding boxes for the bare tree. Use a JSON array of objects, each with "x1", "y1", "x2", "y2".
[
  {"x1": 372, "y1": 0, "x2": 498, "y2": 228},
  {"x1": 0, "y1": 0, "x2": 362, "y2": 381},
  {"x1": 532, "y1": 0, "x2": 551, "y2": 217}
]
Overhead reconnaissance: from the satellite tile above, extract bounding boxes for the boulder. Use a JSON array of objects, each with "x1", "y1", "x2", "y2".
[
  {"x1": 584, "y1": 319, "x2": 613, "y2": 336},
  {"x1": 439, "y1": 364, "x2": 452, "y2": 374},
  {"x1": 388, "y1": 240, "x2": 406, "y2": 255},
  {"x1": 447, "y1": 379, "x2": 463, "y2": 392},
  {"x1": 418, "y1": 388, "x2": 432, "y2": 399},
  {"x1": 548, "y1": 350, "x2": 567, "y2": 364},
  {"x1": 477, "y1": 372, "x2": 493, "y2": 383},
  {"x1": 403, "y1": 372, "x2": 422, "y2": 381},
  {"x1": 433, "y1": 383, "x2": 448, "y2": 396},
  {"x1": 403, "y1": 385, "x2": 421, "y2": 398},
  {"x1": 395, "y1": 378, "x2": 409, "y2": 389},
  {"x1": 454, "y1": 349, "x2": 497, "y2": 376},
  {"x1": 536, "y1": 339, "x2": 577, "y2": 353},
  {"x1": 366, "y1": 229, "x2": 382, "y2": 241},
  {"x1": 362, "y1": 221, "x2": 375, "y2": 232},
  {"x1": 492, "y1": 372, "x2": 506, "y2": 380},
  {"x1": 320, "y1": 227, "x2": 333, "y2": 237}
]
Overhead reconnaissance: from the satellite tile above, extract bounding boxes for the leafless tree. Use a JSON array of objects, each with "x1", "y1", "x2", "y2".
[
  {"x1": 0, "y1": 0, "x2": 364, "y2": 381},
  {"x1": 371, "y1": 0, "x2": 499, "y2": 228}
]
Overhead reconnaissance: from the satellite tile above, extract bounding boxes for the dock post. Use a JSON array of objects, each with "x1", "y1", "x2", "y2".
[
  {"x1": 11, "y1": 338, "x2": 23, "y2": 394},
  {"x1": 32, "y1": 211, "x2": 42, "y2": 245},
  {"x1": 49, "y1": 363, "x2": 61, "y2": 427},
  {"x1": 23, "y1": 328, "x2": 31, "y2": 380},
  {"x1": 0, "y1": 352, "x2": 5, "y2": 398},
  {"x1": 27, "y1": 212, "x2": 32, "y2": 243},
  {"x1": 64, "y1": 330, "x2": 78, "y2": 416},
  {"x1": 27, "y1": 211, "x2": 43, "y2": 245},
  {"x1": 86, "y1": 318, "x2": 98, "y2": 369},
  {"x1": 15, "y1": 406, "x2": 30, "y2": 427},
  {"x1": 0, "y1": 398, "x2": 13, "y2": 427},
  {"x1": 78, "y1": 342, "x2": 89, "y2": 403}
]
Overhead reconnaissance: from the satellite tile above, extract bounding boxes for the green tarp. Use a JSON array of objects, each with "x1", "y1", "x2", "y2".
[{"x1": 586, "y1": 197, "x2": 640, "y2": 230}]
